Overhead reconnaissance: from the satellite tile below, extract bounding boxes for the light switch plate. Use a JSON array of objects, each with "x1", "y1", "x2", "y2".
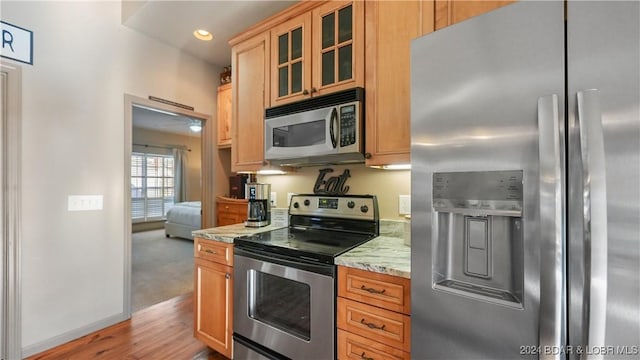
[
  {"x1": 270, "y1": 192, "x2": 277, "y2": 207},
  {"x1": 68, "y1": 195, "x2": 103, "y2": 211},
  {"x1": 399, "y1": 195, "x2": 411, "y2": 215}
]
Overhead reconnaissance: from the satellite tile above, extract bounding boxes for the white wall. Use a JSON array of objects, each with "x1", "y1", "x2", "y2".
[
  {"x1": 258, "y1": 165, "x2": 411, "y2": 220},
  {"x1": 0, "y1": 1, "x2": 220, "y2": 355}
]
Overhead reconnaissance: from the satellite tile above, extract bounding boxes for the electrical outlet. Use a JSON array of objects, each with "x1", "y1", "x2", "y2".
[
  {"x1": 68, "y1": 195, "x2": 103, "y2": 211},
  {"x1": 399, "y1": 195, "x2": 411, "y2": 215},
  {"x1": 270, "y1": 192, "x2": 277, "y2": 207}
]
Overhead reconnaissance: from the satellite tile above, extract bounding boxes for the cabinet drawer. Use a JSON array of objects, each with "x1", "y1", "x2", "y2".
[
  {"x1": 338, "y1": 266, "x2": 410, "y2": 314},
  {"x1": 217, "y1": 214, "x2": 243, "y2": 227},
  {"x1": 194, "y1": 238, "x2": 234, "y2": 266},
  {"x1": 338, "y1": 329, "x2": 409, "y2": 360},
  {"x1": 217, "y1": 202, "x2": 247, "y2": 215},
  {"x1": 337, "y1": 297, "x2": 411, "y2": 352}
]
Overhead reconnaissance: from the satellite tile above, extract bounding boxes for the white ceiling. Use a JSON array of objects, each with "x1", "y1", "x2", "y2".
[{"x1": 122, "y1": 0, "x2": 299, "y2": 67}]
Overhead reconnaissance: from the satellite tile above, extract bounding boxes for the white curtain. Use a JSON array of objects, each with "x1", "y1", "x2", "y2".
[{"x1": 173, "y1": 148, "x2": 187, "y2": 203}]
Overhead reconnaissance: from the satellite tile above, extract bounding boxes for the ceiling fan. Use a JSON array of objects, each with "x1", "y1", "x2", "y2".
[{"x1": 132, "y1": 104, "x2": 203, "y2": 135}]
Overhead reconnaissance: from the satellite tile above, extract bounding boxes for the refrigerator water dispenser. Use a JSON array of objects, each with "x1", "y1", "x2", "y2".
[{"x1": 432, "y1": 171, "x2": 524, "y2": 308}]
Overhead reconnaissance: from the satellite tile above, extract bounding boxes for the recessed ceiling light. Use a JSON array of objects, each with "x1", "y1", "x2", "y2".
[{"x1": 193, "y1": 29, "x2": 213, "y2": 41}]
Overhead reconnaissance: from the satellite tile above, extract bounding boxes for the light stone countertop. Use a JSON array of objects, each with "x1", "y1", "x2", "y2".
[
  {"x1": 192, "y1": 219, "x2": 412, "y2": 279},
  {"x1": 335, "y1": 220, "x2": 411, "y2": 279},
  {"x1": 192, "y1": 223, "x2": 285, "y2": 244}
]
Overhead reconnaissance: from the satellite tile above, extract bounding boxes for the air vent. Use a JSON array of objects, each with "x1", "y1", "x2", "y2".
[{"x1": 265, "y1": 87, "x2": 364, "y2": 118}]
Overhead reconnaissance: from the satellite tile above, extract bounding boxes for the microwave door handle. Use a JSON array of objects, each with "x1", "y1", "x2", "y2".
[{"x1": 330, "y1": 108, "x2": 338, "y2": 149}]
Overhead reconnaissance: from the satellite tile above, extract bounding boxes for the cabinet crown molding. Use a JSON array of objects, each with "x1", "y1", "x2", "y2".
[{"x1": 228, "y1": 0, "x2": 329, "y2": 46}]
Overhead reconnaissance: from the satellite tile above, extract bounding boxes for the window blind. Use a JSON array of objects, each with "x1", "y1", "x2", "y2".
[{"x1": 131, "y1": 152, "x2": 175, "y2": 222}]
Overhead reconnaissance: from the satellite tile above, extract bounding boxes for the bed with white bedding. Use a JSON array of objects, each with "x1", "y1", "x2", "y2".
[{"x1": 164, "y1": 201, "x2": 201, "y2": 240}]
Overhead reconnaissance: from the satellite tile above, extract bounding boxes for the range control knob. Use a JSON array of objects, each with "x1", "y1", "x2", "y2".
[
  {"x1": 293, "y1": 202, "x2": 299, "y2": 209},
  {"x1": 304, "y1": 199, "x2": 311, "y2": 206},
  {"x1": 360, "y1": 205, "x2": 369, "y2": 213},
  {"x1": 347, "y1": 201, "x2": 355, "y2": 209}
]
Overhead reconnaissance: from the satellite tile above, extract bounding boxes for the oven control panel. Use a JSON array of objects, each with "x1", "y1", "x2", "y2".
[{"x1": 289, "y1": 195, "x2": 378, "y2": 221}]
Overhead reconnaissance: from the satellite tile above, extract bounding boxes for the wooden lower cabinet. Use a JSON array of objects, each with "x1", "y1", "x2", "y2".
[
  {"x1": 338, "y1": 329, "x2": 410, "y2": 360},
  {"x1": 337, "y1": 266, "x2": 411, "y2": 359},
  {"x1": 216, "y1": 196, "x2": 248, "y2": 226},
  {"x1": 194, "y1": 238, "x2": 234, "y2": 358}
]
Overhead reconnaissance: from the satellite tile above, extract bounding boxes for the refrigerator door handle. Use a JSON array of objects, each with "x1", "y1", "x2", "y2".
[
  {"x1": 576, "y1": 89, "x2": 608, "y2": 353},
  {"x1": 537, "y1": 94, "x2": 564, "y2": 359}
]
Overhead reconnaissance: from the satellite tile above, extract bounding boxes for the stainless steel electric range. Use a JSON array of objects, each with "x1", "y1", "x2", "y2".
[{"x1": 233, "y1": 194, "x2": 379, "y2": 360}]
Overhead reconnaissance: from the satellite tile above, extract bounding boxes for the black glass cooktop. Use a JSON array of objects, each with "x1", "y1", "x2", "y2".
[{"x1": 234, "y1": 227, "x2": 375, "y2": 264}]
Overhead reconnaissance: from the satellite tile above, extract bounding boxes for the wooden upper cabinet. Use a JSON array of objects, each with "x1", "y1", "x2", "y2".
[
  {"x1": 365, "y1": 0, "x2": 434, "y2": 166},
  {"x1": 217, "y1": 83, "x2": 232, "y2": 148},
  {"x1": 312, "y1": 0, "x2": 364, "y2": 97},
  {"x1": 231, "y1": 32, "x2": 270, "y2": 172},
  {"x1": 269, "y1": 1, "x2": 364, "y2": 106},
  {"x1": 270, "y1": 13, "x2": 312, "y2": 106},
  {"x1": 435, "y1": 0, "x2": 516, "y2": 30}
]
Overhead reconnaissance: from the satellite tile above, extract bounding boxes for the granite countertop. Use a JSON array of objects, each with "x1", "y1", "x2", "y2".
[
  {"x1": 192, "y1": 223, "x2": 285, "y2": 243},
  {"x1": 335, "y1": 219, "x2": 411, "y2": 279},
  {"x1": 193, "y1": 219, "x2": 412, "y2": 279}
]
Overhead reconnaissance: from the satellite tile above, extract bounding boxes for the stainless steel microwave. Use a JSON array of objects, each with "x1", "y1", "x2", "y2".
[{"x1": 264, "y1": 88, "x2": 364, "y2": 166}]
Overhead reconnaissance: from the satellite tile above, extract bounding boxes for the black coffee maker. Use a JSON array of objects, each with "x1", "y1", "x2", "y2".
[{"x1": 245, "y1": 183, "x2": 271, "y2": 227}]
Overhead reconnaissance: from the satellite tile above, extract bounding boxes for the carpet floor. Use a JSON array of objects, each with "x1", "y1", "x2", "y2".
[{"x1": 132, "y1": 229, "x2": 194, "y2": 313}]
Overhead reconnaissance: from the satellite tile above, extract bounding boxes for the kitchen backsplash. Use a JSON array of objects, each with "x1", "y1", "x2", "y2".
[{"x1": 257, "y1": 164, "x2": 410, "y2": 220}]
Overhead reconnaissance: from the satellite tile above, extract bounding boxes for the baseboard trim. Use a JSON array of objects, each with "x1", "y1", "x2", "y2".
[
  {"x1": 132, "y1": 221, "x2": 164, "y2": 233},
  {"x1": 21, "y1": 312, "x2": 129, "y2": 358}
]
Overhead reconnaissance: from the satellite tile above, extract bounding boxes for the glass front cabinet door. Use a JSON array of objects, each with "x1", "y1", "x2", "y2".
[
  {"x1": 270, "y1": 13, "x2": 312, "y2": 106},
  {"x1": 270, "y1": 1, "x2": 363, "y2": 106},
  {"x1": 312, "y1": 0, "x2": 364, "y2": 97}
]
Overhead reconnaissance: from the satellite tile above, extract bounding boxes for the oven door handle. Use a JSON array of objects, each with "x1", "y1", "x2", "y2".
[{"x1": 234, "y1": 247, "x2": 335, "y2": 277}]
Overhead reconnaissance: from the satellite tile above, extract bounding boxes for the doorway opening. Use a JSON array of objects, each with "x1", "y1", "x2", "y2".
[{"x1": 124, "y1": 95, "x2": 211, "y2": 316}]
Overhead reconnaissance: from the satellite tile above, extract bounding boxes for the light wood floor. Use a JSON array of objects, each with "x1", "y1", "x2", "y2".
[{"x1": 27, "y1": 292, "x2": 227, "y2": 360}]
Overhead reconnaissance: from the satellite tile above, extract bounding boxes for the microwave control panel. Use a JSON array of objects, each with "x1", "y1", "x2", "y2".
[{"x1": 339, "y1": 104, "x2": 357, "y2": 147}]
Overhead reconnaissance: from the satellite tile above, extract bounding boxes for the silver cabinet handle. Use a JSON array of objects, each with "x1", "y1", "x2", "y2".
[
  {"x1": 537, "y1": 94, "x2": 564, "y2": 359},
  {"x1": 577, "y1": 89, "x2": 608, "y2": 353}
]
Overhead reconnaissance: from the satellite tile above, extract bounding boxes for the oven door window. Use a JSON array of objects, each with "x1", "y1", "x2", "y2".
[
  {"x1": 248, "y1": 270, "x2": 311, "y2": 341},
  {"x1": 273, "y1": 120, "x2": 325, "y2": 148}
]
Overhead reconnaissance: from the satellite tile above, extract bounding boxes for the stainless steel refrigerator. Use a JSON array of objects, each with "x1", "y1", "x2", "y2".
[{"x1": 410, "y1": 1, "x2": 639, "y2": 359}]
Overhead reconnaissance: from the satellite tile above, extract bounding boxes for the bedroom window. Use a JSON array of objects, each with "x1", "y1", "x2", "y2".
[{"x1": 131, "y1": 152, "x2": 175, "y2": 222}]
